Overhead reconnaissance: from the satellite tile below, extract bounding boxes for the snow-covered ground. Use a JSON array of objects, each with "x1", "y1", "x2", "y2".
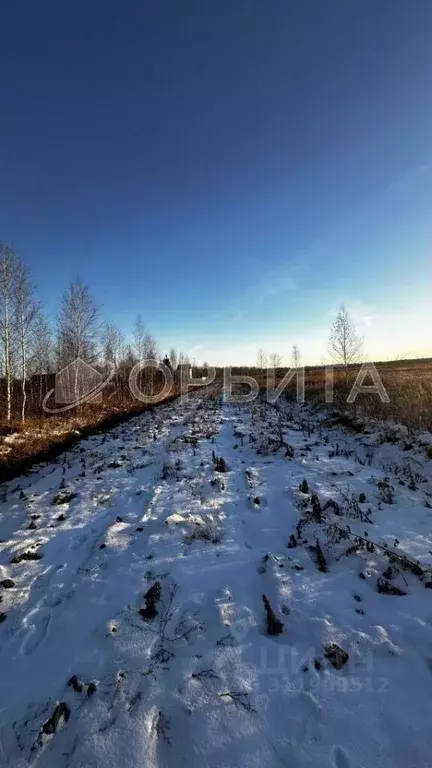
[{"x1": 1, "y1": 389, "x2": 432, "y2": 768}]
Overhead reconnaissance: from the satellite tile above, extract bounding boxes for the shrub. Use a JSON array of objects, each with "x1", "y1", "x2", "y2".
[{"x1": 186, "y1": 515, "x2": 223, "y2": 544}]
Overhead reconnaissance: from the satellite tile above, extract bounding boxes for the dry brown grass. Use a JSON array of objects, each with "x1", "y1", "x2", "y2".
[
  {"x1": 0, "y1": 387, "x2": 185, "y2": 480},
  {"x1": 306, "y1": 360, "x2": 432, "y2": 433},
  {"x1": 223, "y1": 358, "x2": 432, "y2": 433}
]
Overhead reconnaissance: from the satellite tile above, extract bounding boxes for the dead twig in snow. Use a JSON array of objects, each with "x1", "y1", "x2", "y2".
[
  {"x1": 219, "y1": 692, "x2": 256, "y2": 713},
  {"x1": 191, "y1": 668, "x2": 220, "y2": 681}
]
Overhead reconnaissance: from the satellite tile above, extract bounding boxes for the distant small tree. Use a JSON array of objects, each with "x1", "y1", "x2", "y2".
[
  {"x1": 178, "y1": 351, "x2": 190, "y2": 367},
  {"x1": 143, "y1": 332, "x2": 158, "y2": 361},
  {"x1": 256, "y1": 348, "x2": 267, "y2": 385},
  {"x1": 291, "y1": 345, "x2": 301, "y2": 369},
  {"x1": 121, "y1": 344, "x2": 137, "y2": 370},
  {"x1": 269, "y1": 352, "x2": 282, "y2": 369},
  {"x1": 133, "y1": 314, "x2": 146, "y2": 361},
  {"x1": 169, "y1": 347, "x2": 178, "y2": 370},
  {"x1": 140, "y1": 332, "x2": 158, "y2": 394},
  {"x1": 102, "y1": 322, "x2": 124, "y2": 367},
  {"x1": 256, "y1": 348, "x2": 267, "y2": 369},
  {"x1": 328, "y1": 304, "x2": 363, "y2": 383}
]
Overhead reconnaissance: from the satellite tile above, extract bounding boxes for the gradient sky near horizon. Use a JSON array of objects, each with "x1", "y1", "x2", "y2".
[{"x1": 1, "y1": 0, "x2": 431, "y2": 365}]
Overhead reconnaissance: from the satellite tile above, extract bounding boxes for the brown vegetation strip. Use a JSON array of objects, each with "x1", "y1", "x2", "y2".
[{"x1": 0, "y1": 390, "x2": 187, "y2": 484}]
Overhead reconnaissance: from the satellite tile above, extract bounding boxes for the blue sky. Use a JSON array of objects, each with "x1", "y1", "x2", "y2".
[{"x1": 1, "y1": 0, "x2": 431, "y2": 364}]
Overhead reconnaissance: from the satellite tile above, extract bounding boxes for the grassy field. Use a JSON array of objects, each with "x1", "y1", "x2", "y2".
[
  {"x1": 308, "y1": 358, "x2": 432, "y2": 432},
  {"x1": 232, "y1": 358, "x2": 432, "y2": 433}
]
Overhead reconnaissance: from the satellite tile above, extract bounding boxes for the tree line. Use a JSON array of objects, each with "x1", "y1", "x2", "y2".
[
  {"x1": 0, "y1": 243, "x2": 191, "y2": 423},
  {"x1": 0, "y1": 241, "x2": 364, "y2": 423}
]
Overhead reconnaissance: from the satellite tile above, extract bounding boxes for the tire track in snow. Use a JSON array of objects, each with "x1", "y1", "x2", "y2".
[{"x1": 0, "y1": 393, "x2": 213, "y2": 666}]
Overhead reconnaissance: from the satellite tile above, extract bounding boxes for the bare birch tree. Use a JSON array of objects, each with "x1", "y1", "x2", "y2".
[
  {"x1": 0, "y1": 244, "x2": 18, "y2": 421},
  {"x1": 143, "y1": 332, "x2": 158, "y2": 360},
  {"x1": 256, "y1": 348, "x2": 267, "y2": 369},
  {"x1": 57, "y1": 278, "x2": 101, "y2": 404},
  {"x1": 291, "y1": 345, "x2": 301, "y2": 369},
  {"x1": 32, "y1": 311, "x2": 54, "y2": 404},
  {"x1": 178, "y1": 351, "x2": 190, "y2": 365},
  {"x1": 102, "y1": 322, "x2": 124, "y2": 367},
  {"x1": 101, "y1": 322, "x2": 125, "y2": 399},
  {"x1": 269, "y1": 352, "x2": 282, "y2": 369},
  {"x1": 14, "y1": 260, "x2": 40, "y2": 420},
  {"x1": 328, "y1": 304, "x2": 363, "y2": 383},
  {"x1": 133, "y1": 314, "x2": 146, "y2": 361},
  {"x1": 143, "y1": 332, "x2": 158, "y2": 394},
  {"x1": 57, "y1": 279, "x2": 101, "y2": 367}
]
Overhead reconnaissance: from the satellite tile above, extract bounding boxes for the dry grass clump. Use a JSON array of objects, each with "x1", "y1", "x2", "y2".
[{"x1": 185, "y1": 514, "x2": 223, "y2": 544}]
